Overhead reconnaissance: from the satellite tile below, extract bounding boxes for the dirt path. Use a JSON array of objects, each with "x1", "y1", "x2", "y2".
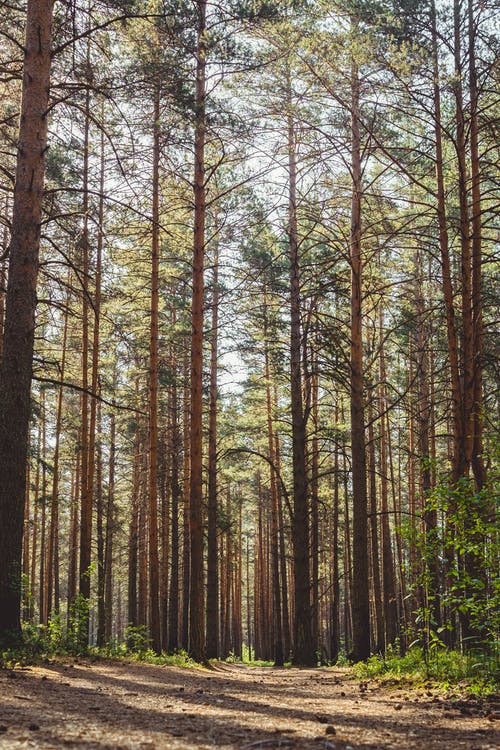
[{"x1": 0, "y1": 660, "x2": 498, "y2": 749}]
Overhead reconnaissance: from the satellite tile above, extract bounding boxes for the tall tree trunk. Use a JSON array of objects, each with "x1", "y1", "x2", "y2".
[
  {"x1": 168, "y1": 332, "x2": 181, "y2": 653},
  {"x1": 46, "y1": 284, "x2": 70, "y2": 622},
  {"x1": 138, "y1": 445, "x2": 149, "y2": 629},
  {"x1": 31, "y1": 425, "x2": 41, "y2": 623},
  {"x1": 127, "y1": 399, "x2": 141, "y2": 634},
  {"x1": 206, "y1": 243, "x2": 219, "y2": 659},
  {"x1": 378, "y1": 319, "x2": 398, "y2": 646},
  {"x1": 0, "y1": 0, "x2": 55, "y2": 645},
  {"x1": 388, "y1": 410, "x2": 408, "y2": 648},
  {"x1": 78, "y1": 61, "x2": 92, "y2": 647},
  {"x1": 286, "y1": 69, "x2": 314, "y2": 668},
  {"x1": 181, "y1": 343, "x2": 191, "y2": 651},
  {"x1": 189, "y1": 0, "x2": 207, "y2": 664},
  {"x1": 22, "y1": 463, "x2": 31, "y2": 622},
  {"x1": 380, "y1": 412, "x2": 398, "y2": 646},
  {"x1": 311, "y1": 361, "x2": 320, "y2": 659},
  {"x1": 91, "y1": 123, "x2": 104, "y2": 645},
  {"x1": 39, "y1": 392, "x2": 47, "y2": 626},
  {"x1": 414, "y1": 251, "x2": 440, "y2": 633},
  {"x1": 264, "y1": 313, "x2": 283, "y2": 666},
  {"x1": 468, "y1": 0, "x2": 485, "y2": 491},
  {"x1": 94, "y1": 118, "x2": 106, "y2": 644},
  {"x1": 233, "y1": 498, "x2": 243, "y2": 659},
  {"x1": 96, "y1": 402, "x2": 105, "y2": 646},
  {"x1": 104, "y1": 407, "x2": 115, "y2": 642},
  {"x1": 222, "y1": 486, "x2": 232, "y2": 658},
  {"x1": 343, "y1": 441, "x2": 353, "y2": 654},
  {"x1": 148, "y1": 84, "x2": 161, "y2": 654},
  {"x1": 159, "y1": 423, "x2": 170, "y2": 651},
  {"x1": 330, "y1": 400, "x2": 341, "y2": 662},
  {"x1": 246, "y1": 534, "x2": 252, "y2": 660},
  {"x1": 463, "y1": 0, "x2": 488, "y2": 645},
  {"x1": 67, "y1": 451, "x2": 79, "y2": 619},
  {"x1": 274, "y1": 426, "x2": 291, "y2": 660},
  {"x1": 0, "y1": 199, "x2": 8, "y2": 358},
  {"x1": 367, "y1": 397, "x2": 384, "y2": 653},
  {"x1": 408, "y1": 346, "x2": 421, "y2": 627},
  {"x1": 430, "y1": 0, "x2": 463, "y2": 485},
  {"x1": 454, "y1": 0, "x2": 474, "y2": 480},
  {"x1": 349, "y1": 57, "x2": 370, "y2": 661}
]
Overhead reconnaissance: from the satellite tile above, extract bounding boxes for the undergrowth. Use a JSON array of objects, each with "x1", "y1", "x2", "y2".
[
  {"x1": 0, "y1": 620, "x2": 199, "y2": 670},
  {"x1": 353, "y1": 644, "x2": 500, "y2": 696},
  {"x1": 3, "y1": 621, "x2": 498, "y2": 698}
]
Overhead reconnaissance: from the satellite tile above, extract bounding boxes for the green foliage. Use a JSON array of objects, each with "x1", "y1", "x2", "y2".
[
  {"x1": 415, "y1": 478, "x2": 499, "y2": 647},
  {"x1": 245, "y1": 659, "x2": 275, "y2": 666},
  {"x1": 124, "y1": 624, "x2": 151, "y2": 654},
  {"x1": 0, "y1": 596, "x2": 92, "y2": 667},
  {"x1": 90, "y1": 624, "x2": 199, "y2": 668},
  {"x1": 118, "y1": 647, "x2": 197, "y2": 668},
  {"x1": 1, "y1": 618, "x2": 198, "y2": 669},
  {"x1": 224, "y1": 650, "x2": 242, "y2": 663},
  {"x1": 0, "y1": 624, "x2": 44, "y2": 668},
  {"x1": 47, "y1": 597, "x2": 90, "y2": 654},
  {"x1": 353, "y1": 644, "x2": 500, "y2": 696}
]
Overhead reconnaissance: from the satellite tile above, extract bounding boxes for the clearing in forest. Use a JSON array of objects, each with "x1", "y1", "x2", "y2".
[{"x1": 0, "y1": 660, "x2": 498, "y2": 749}]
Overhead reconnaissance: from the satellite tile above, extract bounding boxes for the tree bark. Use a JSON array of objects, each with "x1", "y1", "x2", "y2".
[
  {"x1": 127, "y1": 396, "x2": 141, "y2": 634},
  {"x1": 104, "y1": 406, "x2": 115, "y2": 642},
  {"x1": 264, "y1": 307, "x2": 283, "y2": 666},
  {"x1": 189, "y1": 0, "x2": 207, "y2": 664},
  {"x1": 430, "y1": 0, "x2": 462, "y2": 485},
  {"x1": 274, "y1": 426, "x2": 291, "y2": 660},
  {"x1": 96, "y1": 402, "x2": 105, "y2": 646},
  {"x1": 39, "y1": 393, "x2": 47, "y2": 626},
  {"x1": 78, "y1": 60, "x2": 92, "y2": 647},
  {"x1": 168, "y1": 329, "x2": 181, "y2": 653},
  {"x1": 206, "y1": 242, "x2": 219, "y2": 659},
  {"x1": 181, "y1": 342, "x2": 191, "y2": 651},
  {"x1": 67, "y1": 451, "x2": 79, "y2": 619},
  {"x1": 0, "y1": 0, "x2": 55, "y2": 645},
  {"x1": 367, "y1": 395, "x2": 384, "y2": 653},
  {"x1": 378, "y1": 317, "x2": 398, "y2": 646},
  {"x1": 330, "y1": 400, "x2": 341, "y2": 662},
  {"x1": 311, "y1": 360, "x2": 320, "y2": 659},
  {"x1": 148, "y1": 83, "x2": 161, "y2": 654},
  {"x1": 46, "y1": 284, "x2": 70, "y2": 622},
  {"x1": 349, "y1": 57, "x2": 370, "y2": 662},
  {"x1": 286, "y1": 69, "x2": 315, "y2": 668},
  {"x1": 453, "y1": 0, "x2": 475, "y2": 480},
  {"x1": 468, "y1": 0, "x2": 485, "y2": 490},
  {"x1": 0, "y1": 200, "x2": 8, "y2": 359}
]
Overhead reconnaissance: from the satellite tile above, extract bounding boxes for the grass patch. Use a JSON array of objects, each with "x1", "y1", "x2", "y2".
[
  {"x1": 353, "y1": 645, "x2": 500, "y2": 696},
  {"x1": 0, "y1": 621, "x2": 202, "y2": 671}
]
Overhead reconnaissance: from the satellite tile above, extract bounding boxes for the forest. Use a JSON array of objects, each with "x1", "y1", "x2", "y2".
[{"x1": 0, "y1": 0, "x2": 498, "y2": 685}]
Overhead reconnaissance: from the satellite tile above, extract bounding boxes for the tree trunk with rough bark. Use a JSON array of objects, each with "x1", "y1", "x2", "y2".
[
  {"x1": 206, "y1": 243, "x2": 219, "y2": 659},
  {"x1": 189, "y1": 0, "x2": 207, "y2": 664},
  {"x1": 0, "y1": 0, "x2": 55, "y2": 645},
  {"x1": 349, "y1": 57, "x2": 370, "y2": 662},
  {"x1": 286, "y1": 70, "x2": 315, "y2": 668},
  {"x1": 78, "y1": 62, "x2": 92, "y2": 647},
  {"x1": 264, "y1": 306, "x2": 283, "y2": 666},
  {"x1": 148, "y1": 84, "x2": 161, "y2": 654},
  {"x1": 468, "y1": 0, "x2": 485, "y2": 491}
]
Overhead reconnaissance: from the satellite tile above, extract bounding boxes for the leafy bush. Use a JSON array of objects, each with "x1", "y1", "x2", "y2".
[
  {"x1": 132, "y1": 648, "x2": 196, "y2": 668},
  {"x1": 123, "y1": 624, "x2": 150, "y2": 654},
  {"x1": 407, "y1": 476, "x2": 499, "y2": 653},
  {"x1": 353, "y1": 643, "x2": 500, "y2": 695}
]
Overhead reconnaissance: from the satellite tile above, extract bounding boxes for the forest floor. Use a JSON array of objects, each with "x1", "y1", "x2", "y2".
[{"x1": 0, "y1": 659, "x2": 498, "y2": 750}]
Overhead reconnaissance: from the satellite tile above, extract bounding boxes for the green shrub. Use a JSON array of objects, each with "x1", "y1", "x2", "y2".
[{"x1": 353, "y1": 643, "x2": 500, "y2": 695}]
